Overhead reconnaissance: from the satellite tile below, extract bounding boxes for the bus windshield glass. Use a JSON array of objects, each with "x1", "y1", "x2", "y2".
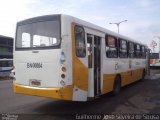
[{"x1": 16, "y1": 20, "x2": 60, "y2": 49}]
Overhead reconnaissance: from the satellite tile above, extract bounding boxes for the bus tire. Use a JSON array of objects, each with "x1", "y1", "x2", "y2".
[{"x1": 113, "y1": 75, "x2": 121, "y2": 96}]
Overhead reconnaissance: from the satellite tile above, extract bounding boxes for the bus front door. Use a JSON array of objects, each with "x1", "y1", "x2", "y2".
[{"x1": 87, "y1": 34, "x2": 101, "y2": 98}]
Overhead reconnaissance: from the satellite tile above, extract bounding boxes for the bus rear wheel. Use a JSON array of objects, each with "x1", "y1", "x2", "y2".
[{"x1": 113, "y1": 76, "x2": 121, "y2": 95}]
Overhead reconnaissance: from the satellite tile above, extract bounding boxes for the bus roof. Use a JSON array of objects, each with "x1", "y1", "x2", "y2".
[
  {"x1": 17, "y1": 14, "x2": 61, "y2": 26},
  {"x1": 16, "y1": 14, "x2": 148, "y2": 47},
  {"x1": 63, "y1": 14, "x2": 147, "y2": 47}
]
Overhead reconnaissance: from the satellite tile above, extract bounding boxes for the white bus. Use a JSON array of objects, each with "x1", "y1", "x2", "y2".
[{"x1": 13, "y1": 14, "x2": 148, "y2": 101}]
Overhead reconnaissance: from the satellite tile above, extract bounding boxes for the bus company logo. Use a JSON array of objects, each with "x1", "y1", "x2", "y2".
[{"x1": 27, "y1": 63, "x2": 42, "y2": 68}]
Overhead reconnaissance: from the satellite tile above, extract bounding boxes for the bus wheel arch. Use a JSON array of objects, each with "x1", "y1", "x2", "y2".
[{"x1": 113, "y1": 74, "x2": 121, "y2": 95}]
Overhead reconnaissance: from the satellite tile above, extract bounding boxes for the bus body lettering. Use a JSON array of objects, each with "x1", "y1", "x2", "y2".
[{"x1": 27, "y1": 63, "x2": 42, "y2": 68}]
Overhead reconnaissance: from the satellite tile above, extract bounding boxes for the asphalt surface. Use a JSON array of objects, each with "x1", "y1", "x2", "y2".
[{"x1": 0, "y1": 70, "x2": 160, "y2": 120}]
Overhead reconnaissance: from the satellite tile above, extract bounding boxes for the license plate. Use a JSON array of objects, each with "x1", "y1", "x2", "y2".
[{"x1": 30, "y1": 79, "x2": 41, "y2": 87}]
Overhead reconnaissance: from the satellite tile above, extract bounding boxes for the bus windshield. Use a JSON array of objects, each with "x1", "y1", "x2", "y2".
[{"x1": 16, "y1": 20, "x2": 60, "y2": 49}]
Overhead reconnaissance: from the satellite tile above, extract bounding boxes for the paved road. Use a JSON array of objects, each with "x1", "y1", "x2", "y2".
[{"x1": 0, "y1": 70, "x2": 160, "y2": 120}]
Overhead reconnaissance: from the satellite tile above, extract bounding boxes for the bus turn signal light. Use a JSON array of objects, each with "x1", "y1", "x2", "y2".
[
  {"x1": 61, "y1": 74, "x2": 65, "y2": 79},
  {"x1": 61, "y1": 67, "x2": 66, "y2": 72}
]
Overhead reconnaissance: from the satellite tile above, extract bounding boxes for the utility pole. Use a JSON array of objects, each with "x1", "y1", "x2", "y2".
[{"x1": 109, "y1": 20, "x2": 127, "y2": 34}]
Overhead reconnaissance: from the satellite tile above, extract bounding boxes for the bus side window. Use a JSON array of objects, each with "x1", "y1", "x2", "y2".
[
  {"x1": 119, "y1": 39, "x2": 128, "y2": 58},
  {"x1": 74, "y1": 25, "x2": 86, "y2": 57},
  {"x1": 141, "y1": 46, "x2": 146, "y2": 58},
  {"x1": 134, "y1": 44, "x2": 141, "y2": 58},
  {"x1": 105, "y1": 35, "x2": 118, "y2": 58},
  {"x1": 128, "y1": 42, "x2": 134, "y2": 58}
]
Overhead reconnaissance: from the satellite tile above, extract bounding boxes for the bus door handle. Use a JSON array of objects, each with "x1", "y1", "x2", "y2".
[{"x1": 115, "y1": 63, "x2": 118, "y2": 70}]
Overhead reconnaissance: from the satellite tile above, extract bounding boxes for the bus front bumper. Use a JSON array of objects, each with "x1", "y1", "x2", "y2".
[{"x1": 13, "y1": 82, "x2": 73, "y2": 101}]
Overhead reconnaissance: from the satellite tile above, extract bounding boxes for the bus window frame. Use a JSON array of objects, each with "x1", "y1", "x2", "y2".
[
  {"x1": 128, "y1": 42, "x2": 135, "y2": 58},
  {"x1": 119, "y1": 39, "x2": 128, "y2": 58},
  {"x1": 141, "y1": 46, "x2": 146, "y2": 58},
  {"x1": 74, "y1": 25, "x2": 86, "y2": 58},
  {"x1": 105, "y1": 35, "x2": 118, "y2": 58},
  {"x1": 134, "y1": 44, "x2": 141, "y2": 58}
]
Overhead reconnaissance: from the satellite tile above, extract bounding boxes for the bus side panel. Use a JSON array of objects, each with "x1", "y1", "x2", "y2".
[
  {"x1": 73, "y1": 58, "x2": 88, "y2": 91},
  {"x1": 103, "y1": 74, "x2": 116, "y2": 94},
  {"x1": 120, "y1": 69, "x2": 141, "y2": 87},
  {"x1": 71, "y1": 23, "x2": 88, "y2": 101},
  {"x1": 102, "y1": 59, "x2": 117, "y2": 94},
  {"x1": 132, "y1": 59, "x2": 145, "y2": 82},
  {"x1": 102, "y1": 58, "x2": 146, "y2": 94},
  {"x1": 120, "y1": 71, "x2": 131, "y2": 86},
  {"x1": 61, "y1": 15, "x2": 74, "y2": 86}
]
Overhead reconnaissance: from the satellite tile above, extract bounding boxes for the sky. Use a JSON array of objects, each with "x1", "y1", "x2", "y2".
[{"x1": 0, "y1": 0, "x2": 160, "y2": 51}]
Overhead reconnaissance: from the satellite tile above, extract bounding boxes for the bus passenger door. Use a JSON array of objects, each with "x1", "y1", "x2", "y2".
[
  {"x1": 87, "y1": 34, "x2": 94, "y2": 97},
  {"x1": 94, "y1": 36, "x2": 101, "y2": 96},
  {"x1": 87, "y1": 34, "x2": 101, "y2": 98}
]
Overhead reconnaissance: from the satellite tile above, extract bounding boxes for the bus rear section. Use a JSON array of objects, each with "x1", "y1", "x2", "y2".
[{"x1": 13, "y1": 15, "x2": 73, "y2": 100}]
